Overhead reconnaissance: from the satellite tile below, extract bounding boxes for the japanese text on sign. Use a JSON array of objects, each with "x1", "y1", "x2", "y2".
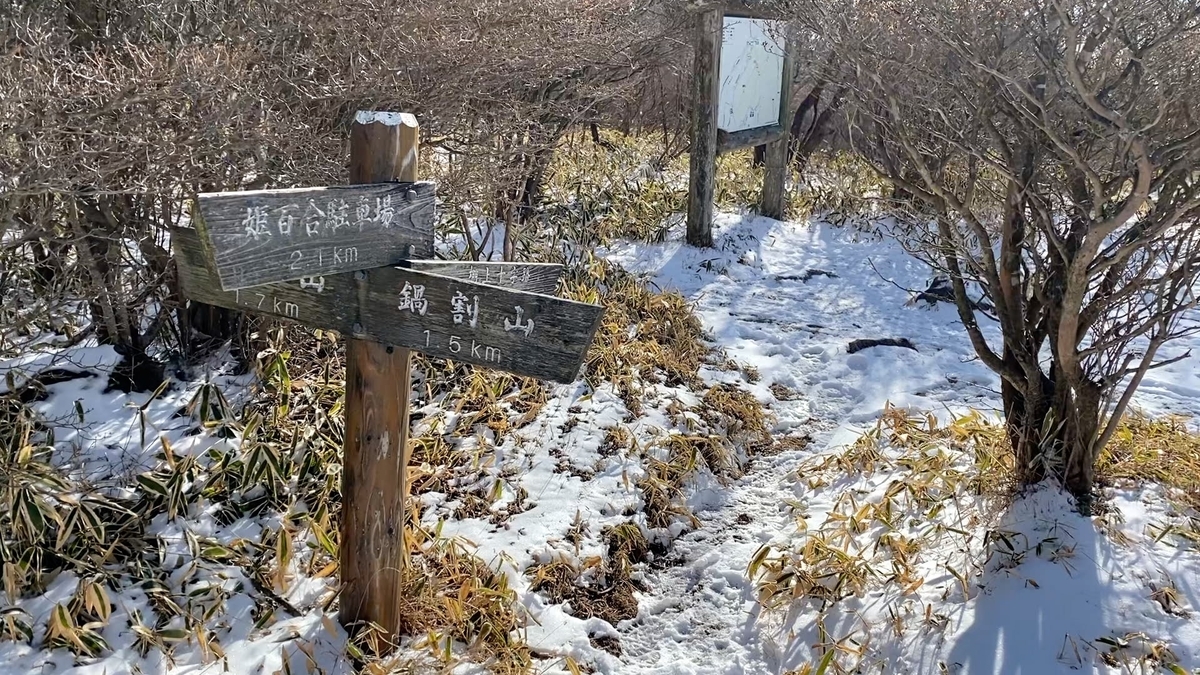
[
  {"x1": 239, "y1": 196, "x2": 399, "y2": 242},
  {"x1": 466, "y1": 266, "x2": 533, "y2": 286},
  {"x1": 398, "y1": 284, "x2": 536, "y2": 338}
]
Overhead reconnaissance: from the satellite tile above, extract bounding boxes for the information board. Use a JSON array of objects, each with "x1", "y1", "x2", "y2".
[{"x1": 717, "y1": 17, "x2": 786, "y2": 133}]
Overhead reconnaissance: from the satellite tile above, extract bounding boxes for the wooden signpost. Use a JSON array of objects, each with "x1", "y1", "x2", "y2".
[{"x1": 171, "y1": 111, "x2": 604, "y2": 635}]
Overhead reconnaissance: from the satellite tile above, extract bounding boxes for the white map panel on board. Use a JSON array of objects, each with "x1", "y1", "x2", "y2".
[{"x1": 717, "y1": 17, "x2": 785, "y2": 133}]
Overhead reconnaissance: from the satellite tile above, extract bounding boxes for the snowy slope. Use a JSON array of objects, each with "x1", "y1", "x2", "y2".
[
  {"x1": 2, "y1": 212, "x2": 1197, "y2": 675},
  {"x1": 596, "y1": 214, "x2": 1200, "y2": 675}
]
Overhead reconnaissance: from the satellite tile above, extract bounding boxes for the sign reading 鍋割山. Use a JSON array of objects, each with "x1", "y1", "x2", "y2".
[
  {"x1": 194, "y1": 182, "x2": 436, "y2": 291},
  {"x1": 172, "y1": 228, "x2": 598, "y2": 382}
]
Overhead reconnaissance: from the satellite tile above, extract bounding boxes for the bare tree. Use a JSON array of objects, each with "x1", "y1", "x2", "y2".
[
  {"x1": 803, "y1": 0, "x2": 1200, "y2": 510},
  {"x1": 1, "y1": 0, "x2": 689, "y2": 365},
  {"x1": 753, "y1": 39, "x2": 847, "y2": 175}
]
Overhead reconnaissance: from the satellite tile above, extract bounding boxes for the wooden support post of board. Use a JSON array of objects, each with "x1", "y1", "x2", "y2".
[
  {"x1": 686, "y1": 7, "x2": 722, "y2": 249},
  {"x1": 760, "y1": 34, "x2": 796, "y2": 221},
  {"x1": 340, "y1": 111, "x2": 419, "y2": 634}
]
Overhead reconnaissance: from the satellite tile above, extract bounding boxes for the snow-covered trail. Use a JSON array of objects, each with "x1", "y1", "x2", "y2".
[
  {"x1": 601, "y1": 214, "x2": 1200, "y2": 674},
  {"x1": 604, "y1": 215, "x2": 1001, "y2": 434},
  {"x1": 614, "y1": 441, "x2": 813, "y2": 674},
  {"x1": 603, "y1": 215, "x2": 998, "y2": 674}
]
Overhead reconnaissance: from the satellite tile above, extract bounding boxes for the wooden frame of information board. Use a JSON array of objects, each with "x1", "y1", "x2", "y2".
[{"x1": 686, "y1": 2, "x2": 797, "y2": 247}]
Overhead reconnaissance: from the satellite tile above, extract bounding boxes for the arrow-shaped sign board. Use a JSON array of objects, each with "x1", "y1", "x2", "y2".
[
  {"x1": 400, "y1": 260, "x2": 564, "y2": 295},
  {"x1": 194, "y1": 182, "x2": 436, "y2": 291},
  {"x1": 173, "y1": 228, "x2": 600, "y2": 382}
]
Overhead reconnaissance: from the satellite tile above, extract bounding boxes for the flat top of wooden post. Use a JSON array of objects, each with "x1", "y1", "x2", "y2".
[
  {"x1": 354, "y1": 111, "x2": 418, "y2": 127},
  {"x1": 685, "y1": 0, "x2": 787, "y2": 19}
]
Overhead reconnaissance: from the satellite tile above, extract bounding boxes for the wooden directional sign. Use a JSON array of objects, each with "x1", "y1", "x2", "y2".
[
  {"x1": 399, "y1": 260, "x2": 564, "y2": 295},
  {"x1": 194, "y1": 182, "x2": 436, "y2": 291},
  {"x1": 176, "y1": 111, "x2": 603, "y2": 640},
  {"x1": 173, "y1": 228, "x2": 602, "y2": 382}
]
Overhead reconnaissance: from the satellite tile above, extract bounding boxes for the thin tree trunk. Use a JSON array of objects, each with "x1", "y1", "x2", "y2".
[
  {"x1": 70, "y1": 209, "x2": 124, "y2": 345},
  {"x1": 1062, "y1": 385, "x2": 1102, "y2": 513},
  {"x1": 494, "y1": 124, "x2": 563, "y2": 261},
  {"x1": 1004, "y1": 369, "x2": 1053, "y2": 487}
]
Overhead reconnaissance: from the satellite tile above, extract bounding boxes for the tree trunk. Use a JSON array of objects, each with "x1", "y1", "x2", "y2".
[
  {"x1": 1060, "y1": 383, "x2": 1102, "y2": 514},
  {"x1": 1003, "y1": 366, "x2": 1052, "y2": 486},
  {"x1": 72, "y1": 211, "x2": 127, "y2": 347},
  {"x1": 752, "y1": 82, "x2": 844, "y2": 176},
  {"x1": 30, "y1": 241, "x2": 66, "y2": 293},
  {"x1": 493, "y1": 124, "x2": 563, "y2": 261},
  {"x1": 1003, "y1": 363, "x2": 1101, "y2": 514},
  {"x1": 590, "y1": 123, "x2": 616, "y2": 151}
]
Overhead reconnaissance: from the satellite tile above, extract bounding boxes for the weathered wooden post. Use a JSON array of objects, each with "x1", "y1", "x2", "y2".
[
  {"x1": 339, "y1": 112, "x2": 419, "y2": 633},
  {"x1": 686, "y1": 8, "x2": 723, "y2": 249},
  {"x1": 760, "y1": 39, "x2": 796, "y2": 221}
]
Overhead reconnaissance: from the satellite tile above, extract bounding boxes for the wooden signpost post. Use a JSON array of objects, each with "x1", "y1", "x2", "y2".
[{"x1": 171, "y1": 111, "x2": 604, "y2": 636}]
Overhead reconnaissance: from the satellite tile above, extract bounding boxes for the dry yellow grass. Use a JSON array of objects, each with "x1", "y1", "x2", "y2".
[
  {"x1": 864, "y1": 406, "x2": 1200, "y2": 510},
  {"x1": 752, "y1": 405, "x2": 1200, "y2": 674},
  {"x1": 1097, "y1": 413, "x2": 1200, "y2": 509}
]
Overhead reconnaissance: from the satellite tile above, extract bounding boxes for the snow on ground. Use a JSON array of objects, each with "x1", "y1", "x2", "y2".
[
  {"x1": 3, "y1": 344, "x2": 257, "y2": 483},
  {"x1": 590, "y1": 214, "x2": 1200, "y2": 674},
  {"x1": 3, "y1": 212, "x2": 1198, "y2": 675},
  {"x1": 602, "y1": 214, "x2": 1004, "y2": 425}
]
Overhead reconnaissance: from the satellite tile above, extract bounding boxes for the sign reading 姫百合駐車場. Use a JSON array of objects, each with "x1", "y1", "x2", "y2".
[{"x1": 193, "y1": 182, "x2": 437, "y2": 291}]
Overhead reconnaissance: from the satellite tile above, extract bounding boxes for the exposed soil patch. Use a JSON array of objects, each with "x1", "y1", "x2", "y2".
[{"x1": 529, "y1": 560, "x2": 640, "y2": 625}]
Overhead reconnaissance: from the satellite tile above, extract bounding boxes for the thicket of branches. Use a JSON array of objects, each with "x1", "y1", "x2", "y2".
[
  {"x1": 1, "y1": 0, "x2": 692, "y2": 363},
  {"x1": 799, "y1": 0, "x2": 1200, "y2": 508},
  {"x1": 5, "y1": 0, "x2": 1199, "y2": 510}
]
